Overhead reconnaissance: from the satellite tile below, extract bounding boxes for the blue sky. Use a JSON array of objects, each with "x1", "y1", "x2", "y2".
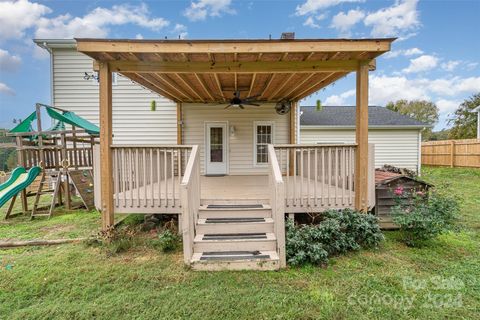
[{"x1": 0, "y1": 0, "x2": 479, "y2": 130}]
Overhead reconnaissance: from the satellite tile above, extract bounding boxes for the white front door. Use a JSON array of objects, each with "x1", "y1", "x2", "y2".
[{"x1": 205, "y1": 122, "x2": 228, "y2": 175}]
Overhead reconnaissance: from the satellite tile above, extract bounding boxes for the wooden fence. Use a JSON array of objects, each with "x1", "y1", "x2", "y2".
[{"x1": 422, "y1": 139, "x2": 480, "y2": 168}]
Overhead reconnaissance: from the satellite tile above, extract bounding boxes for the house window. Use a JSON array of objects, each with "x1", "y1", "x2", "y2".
[
  {"x1": 254, "y1": 121, "x2": 274, "y2": 165},
  {"x1": 93, "y1": 71, "x2": 118, "y2": 85}
]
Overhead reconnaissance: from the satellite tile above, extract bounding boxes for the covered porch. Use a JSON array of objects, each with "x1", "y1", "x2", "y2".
[{"x1": 78, "y1": 37, "x2": 393, "y2": 269}]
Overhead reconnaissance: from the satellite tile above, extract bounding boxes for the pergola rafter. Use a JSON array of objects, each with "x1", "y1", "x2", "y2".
[{"x1": 81, "y1": 38, "x2": 392, "y2": 103}]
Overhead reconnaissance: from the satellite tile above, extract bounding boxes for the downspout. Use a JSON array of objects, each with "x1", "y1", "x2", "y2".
[
  {"x1": 417, "y1": 130, "x2": 422, "y2": 175},
  {"x1": 38, "y1": 42, "x2": 55, "y2": 126}
]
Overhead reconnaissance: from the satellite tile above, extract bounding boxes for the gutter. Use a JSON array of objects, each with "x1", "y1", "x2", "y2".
[
  {"x1": 300, "y1": 125, "x2": 428, "y2": 130},
  {"x1": 33, "y1": 39, "x2": 77, "y2": 49}
]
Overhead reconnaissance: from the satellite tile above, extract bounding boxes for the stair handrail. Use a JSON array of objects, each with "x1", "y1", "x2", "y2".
[
  {"x1": 268, "y1": 144, "x2": 286, "y2": 268},
  {"x1": 180, "y1": 145, "x2": 200, "y2": 265}
]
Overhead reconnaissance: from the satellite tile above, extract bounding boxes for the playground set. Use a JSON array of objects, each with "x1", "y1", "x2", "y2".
[{"x1": 0, "y1": 103, "x2": 99, "y2": 219}]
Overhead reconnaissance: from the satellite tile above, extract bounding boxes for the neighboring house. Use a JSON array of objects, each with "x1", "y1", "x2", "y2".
[
  {"x1": 300, "y1": 106, "x2": 428, "y2": 173},
  {"x1": 33, "y1": 37, "x2": 394, "y2": 270}
]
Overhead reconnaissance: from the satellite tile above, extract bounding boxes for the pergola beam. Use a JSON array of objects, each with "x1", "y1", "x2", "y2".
[
  {"x1": 98, "y1": 59, "x2": 369, "y2": 74},
  {"x1": 77, "y1": 38, "x2": 393, "y2": 54}
]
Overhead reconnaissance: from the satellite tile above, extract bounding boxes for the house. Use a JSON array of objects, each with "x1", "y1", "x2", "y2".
[
  {"x1": 300, "y1": 106, "x2": 428, "y2": 173},
  {"x1": 34, "y1": 37, "x2": 394, "y2": 270}
]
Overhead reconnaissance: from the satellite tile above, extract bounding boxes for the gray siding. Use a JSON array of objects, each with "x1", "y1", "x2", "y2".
[
  {"x1": 300, "y1": 128, "x2": 421, "y2": 172},
  {"x1": 52, "y1": 49, "x2": 177, "y2": 145}
]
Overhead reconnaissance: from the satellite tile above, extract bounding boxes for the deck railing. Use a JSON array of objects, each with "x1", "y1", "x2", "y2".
[
  {"x1": 274, "y1": 144, "x2": 357, "y2": 211},
  {"x1": 180, "y1": 145, "x2": 200, "y2": 264},
  {"x1": 267, "y1": 145, "x2": 286, "y2": 267},
  {"x1": 111, "y1": 145, "x2": 193, "y2": 213}
]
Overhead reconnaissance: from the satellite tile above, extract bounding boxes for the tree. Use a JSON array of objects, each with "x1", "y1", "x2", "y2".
[
  {"x1": 386, "y1": 99, "x2": 439, "y2": 140},
  {"x1": 448, "y1": 93, "x2": 480, "y2": 139},
  {"x1": 429, "y1": 129, "x2": 451, "y2": 141}
]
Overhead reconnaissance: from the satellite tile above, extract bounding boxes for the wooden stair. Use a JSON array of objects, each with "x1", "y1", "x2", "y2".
[{"x1": 191, "y1": 203, "x2": 280, "y2": 271}]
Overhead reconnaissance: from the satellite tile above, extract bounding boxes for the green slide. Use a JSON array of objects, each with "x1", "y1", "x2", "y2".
[{"x1": 0, "y1": 166, "x2": 42, "y2": 208}]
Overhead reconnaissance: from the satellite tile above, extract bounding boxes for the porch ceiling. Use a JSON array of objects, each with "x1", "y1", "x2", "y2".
[{"x1": 76, "y1": 38, "x2": 394, "y2": 103}]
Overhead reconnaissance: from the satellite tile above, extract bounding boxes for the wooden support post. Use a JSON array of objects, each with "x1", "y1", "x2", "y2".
[
  {"x1": 289, "y1": 101, "x2": 297, "y2": 176},
  {"x1": 99, "y1": 62, "x2": 114, "y2": 230},
  {"x1": 16, "y1": 136, "x2": 28, "y2": 212},
  {"x1": 450, "y1": 140, "x2": 455, "y2": 168},
  {"x1": 60, "y1": 133, "x2": 71, "y2": 209},
  {"x1": 35, "y1": 104, "x2": 45, "y2": 166},
  {"x1": 72, "y1": 125, "x2": 78, "y2": 170},
  {"x1": 177, "y1": 102, "x2": 183, "y2": 145},
  {"x1": 355, "y1": 62, "x2": 369, "y2": 212}
]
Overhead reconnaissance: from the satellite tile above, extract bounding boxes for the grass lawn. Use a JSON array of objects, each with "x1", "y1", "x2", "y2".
[{"x1": 1, "y1": 167, "x2": 479, "y2": 319}]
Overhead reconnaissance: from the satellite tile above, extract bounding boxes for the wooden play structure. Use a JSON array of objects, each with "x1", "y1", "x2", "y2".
[{"x1": 2, "y1": 103, "x2": 99, "y2": 218}]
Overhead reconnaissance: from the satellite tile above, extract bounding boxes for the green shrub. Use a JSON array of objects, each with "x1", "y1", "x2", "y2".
[
  {"x1": 286, "y1": 209, "x2": 384, "y2": 267},
  {"x1": 157, "y1": 229, "x2": 181, "y2": 252},
  {"x1": 391, "y1": 189, "x2": 459, "y2": 247}
]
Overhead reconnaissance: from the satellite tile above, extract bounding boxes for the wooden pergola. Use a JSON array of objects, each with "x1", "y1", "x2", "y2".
[{"x1": 76, "y1": 38, "x2": 394, "y2": 229}]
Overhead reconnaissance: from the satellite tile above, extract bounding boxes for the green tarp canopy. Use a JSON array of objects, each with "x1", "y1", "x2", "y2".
[
  {"x1": 46, "y1": 107, "x2": 99, "y2": 135},
  {"x1": 9, "y1": 111, "x2": 36, "y2": 133},
  {"x1": 8, "y1": 106, "x2": 99, "y2": 136}
]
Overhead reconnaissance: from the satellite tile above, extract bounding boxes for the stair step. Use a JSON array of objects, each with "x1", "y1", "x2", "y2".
[
  {"x1": 201, "y1": 199, "x2": 269, "y2": 206},
  {"x1": 196, "y1": 218, "x2": 274, "y2": 234},
  {"x1": 194, "y1": 233, "x2": 276, "y2": 252},
  {"x1": 206, "y1": 204, "x2": 264, "y2": 209},
  {"x1": 205, "y1": 217, "x2": 266, "y2": 223},
  {"x1": 191, "y1": 250, "x2": 279, "y2": 271},
  {"x1": 198, "y1": 204, "x2": 272, "y2": 219}
]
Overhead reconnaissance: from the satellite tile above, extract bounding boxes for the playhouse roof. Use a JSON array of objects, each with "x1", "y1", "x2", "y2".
[{"x1": 9, "y1": 106, "x2": 99, "y2": 135}]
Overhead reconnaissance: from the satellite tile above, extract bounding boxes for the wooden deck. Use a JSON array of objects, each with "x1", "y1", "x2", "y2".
[{"x1": 113, "y1": 175, "x2": 355, "y2": 213}]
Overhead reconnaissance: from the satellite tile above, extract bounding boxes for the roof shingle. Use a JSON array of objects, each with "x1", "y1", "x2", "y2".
[{"x1": 300, "y1": 106, "x2": 429, "y2": 127}]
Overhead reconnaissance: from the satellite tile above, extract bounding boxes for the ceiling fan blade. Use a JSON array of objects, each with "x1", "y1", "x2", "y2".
[
  {"x1": 224, "y1": 104, "x2": 233, "y2": 109},
  {"x1": 244, "y1": 94, "x2": 261, "y2": 101},
  {"x1": 239, "y1": 104, "x2": 244, "y2": 109},
  {"x1": 244, "y1": 102, "x2": 260, "y2": 106}
]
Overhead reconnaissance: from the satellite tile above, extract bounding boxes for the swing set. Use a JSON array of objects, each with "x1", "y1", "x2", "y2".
[{"x1": 1, "y1": 103, "x2": 99, "y2": 219}]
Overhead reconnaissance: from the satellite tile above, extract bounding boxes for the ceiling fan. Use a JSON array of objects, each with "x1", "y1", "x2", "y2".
[{"x1": 224, "y1": 91, "x2": 261, "y2": 109}]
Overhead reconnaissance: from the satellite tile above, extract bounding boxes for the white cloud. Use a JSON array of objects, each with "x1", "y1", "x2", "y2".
[
  {"x1": 324, "y1": 89, "x2": 356, "y2": 105},
  {"x1": 184, "y1": 0, "x2": 235, "y2": 21},
  {"x1": 0, "y1": 0, "x2": 51, "y2": 41},
  {"x1": 303, "y1": 14, "x2": 326, "y2": 28},
  {"x1": 35, "y1": 3, "x2": 169, "y2": 39},
  {"x1": 325, "y1": 75, "x2": 480, "y2": 108},
  {"x1": 0, "y1": 82, "x2": 15, "y2": 96},
  {"x1": 368, "y1": 75, "x2": 429, "y2": 105},
  {"x1": 441, "y1": 60, "x2": 461, "y2": 72},
  {"x1": 403, "y1": 55, "x2": 439, "y2": 73},
  {"x1": 172, "y1": 24, "x2": 188, "y2": 39},
  {"x1": 0, "y1": 49, "x2": 21, "y2": 72},
  {"x1": 135, "y1": 34, "x2": 144, "y2": 40},
  {"x1": 436, "y1": 99, "x2": 460, "y2": 114},
  {"x1": 364, "y1": 0, "x2": 420, "y2": 37},
  {"x1": 296, "y1": 0, "x2": 363, "y2": 16},
  {"x1": 383, "y1": 47, "x2": 423, "y2": 59},
  {"x1": 330, "y1": 9, "x2": 365, "y2": 35},
  {"x1": 404, "y1": 48, "x2": 423, "y2": 56}
]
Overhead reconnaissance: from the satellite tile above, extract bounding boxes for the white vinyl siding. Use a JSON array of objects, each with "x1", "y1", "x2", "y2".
[
  {"x1": 300, "y1": 128, "x2": 421, "y2": 172},
  {"x1": 52, "y1": 48, "x2": 177, "y2": 145},
  {"x1": 183, "y1": 104, "x2": 289, "y2": 175}
]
